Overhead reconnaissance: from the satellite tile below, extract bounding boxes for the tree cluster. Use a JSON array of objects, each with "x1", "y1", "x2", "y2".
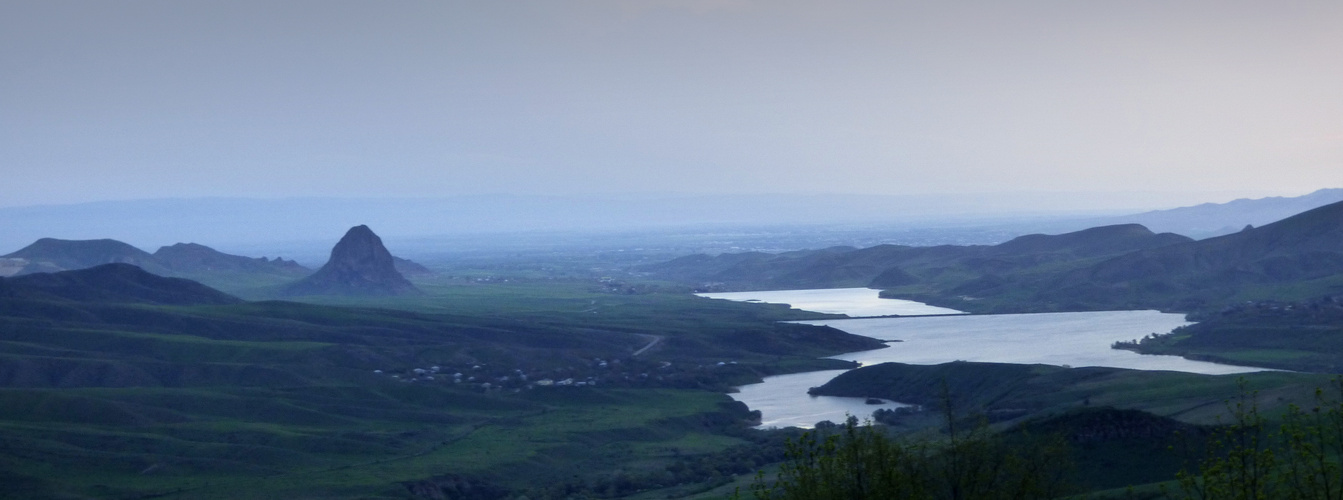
[
  {"x1": 1173, "y1": 379, "x2": 1343, "y2": 500},
  {"x1": 743, "y1": 410, "x2": 1071, "y2": 500}
]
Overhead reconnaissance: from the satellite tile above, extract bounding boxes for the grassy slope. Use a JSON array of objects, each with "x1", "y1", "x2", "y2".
[
  {"x1": 215, "y1": 279, "x2": 1343, "y2": 498},
  {"x1": 0, "y1": 385, "x2": 742, "y2": 499},
  {"x1": 800, "y1": 361, "x2": 1343, "y2": 496},
  {"x1": 1124, "y1": 296, "x2": 1343, "y2": 373},
  {"x1": 8, "y1": 265, "x2": 1339, "y2": 498},
  {"x1": 0, "y1": 277, "x2": 882, "y2": 499},
  {"x1": 280, "y1": 277, "x2": 882, "y2": 372},
  {"x1": 812, "y1": 361, "x2": 1331, "y2": 424}
]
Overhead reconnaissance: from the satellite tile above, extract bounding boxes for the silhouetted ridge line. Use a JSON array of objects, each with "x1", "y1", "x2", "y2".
[
  {"x1": 1078, "y1": 198, "x2": 1343, "y2": 287},
  {"x1": 3, "y1": 238, "x2": 168, "y2": 276},
  {"x1": 153, "y1": 242, "x2": 309, "y2": 275},
  {"x1": 1, "y1": 238, "x2": 308, "y2": 278},
  {"x1": 4, "y1": 263, "x2": 242, "y2": 305}
]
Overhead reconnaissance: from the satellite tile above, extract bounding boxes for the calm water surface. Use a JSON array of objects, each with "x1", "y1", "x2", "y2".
[
  {"x1": 697, "y1": 288, "x2": 964, "y2": 317},
  {"x1": 710, "y1": 289, "x2": 1268, "y2": 429},
  {"x1": 808, "y1": 311, "x2": 1260, "y2": 374},
  {"x1": 733, "y1": 369, "x2": 912, "y2": 429}
]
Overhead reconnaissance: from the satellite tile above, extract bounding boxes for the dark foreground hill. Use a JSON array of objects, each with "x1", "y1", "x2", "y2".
[
  {"x1": 282, "y1": 225, "x2": 421, "y2": 296},
  {"x1": 0, "y1": 250, "x2": 895, "y2": 498},
  {"x1": 2, "y1": 263, "x2": 242, "y2": 306},
  {"x1": 804, "y1": 361, "x2": 1332, "y2": 492},
  {"x1": 1, "y1": 238, "x2": 311, "y2": 295},
  {"x1": 2, "y1": 237, "x2": 171, "y2": 276}
]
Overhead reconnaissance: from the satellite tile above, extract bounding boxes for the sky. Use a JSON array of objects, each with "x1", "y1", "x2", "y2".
[{"x1": 4, "y1": 0, "x2": 1343, "y2": 210}]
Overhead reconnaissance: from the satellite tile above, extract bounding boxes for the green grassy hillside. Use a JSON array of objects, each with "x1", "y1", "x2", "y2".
[
  {"x1": 1122, "y1": 296, "x2": 1343, "y2": 372},
  {"x1": 810, "y1": 361, "x2": 1330, "y2": 424},
  {"x1": 0, "y1": 266, "x2": 887, "y2": 499}
]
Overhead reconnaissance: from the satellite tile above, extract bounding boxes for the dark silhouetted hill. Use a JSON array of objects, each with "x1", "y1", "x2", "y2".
[
  {"x1": 282, "y1": 225, "x2": 420, "y2": 296},
  {"x1": 987, "y1": 224, "x2": 1191, "y2": 258},
  {"x1": 1, "y1": 238, "x2": 308, "y2": 285},
  {"x1": 153, "y1": 242, "x2": 309, "y2": 275},
  {"x1": 3, "y1": 238, "x2": 170, "y2": 276},
  {"x1": 3, "y1": 263, "x2": 242, "y2": 305}
]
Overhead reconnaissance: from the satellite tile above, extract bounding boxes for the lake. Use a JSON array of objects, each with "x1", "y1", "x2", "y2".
[
  {"x1": 696, "y1": 288, "x2": 964, "y2": 317},
  {"x1": 808, "y1": 310, "x2": 1260, "y2": 374},
  {"x1": 707, "y1": 289, "x2": 1268, "y2": 429},
  {"x1": 732, "y1": 369, "x2": 911, "y2": 430}
]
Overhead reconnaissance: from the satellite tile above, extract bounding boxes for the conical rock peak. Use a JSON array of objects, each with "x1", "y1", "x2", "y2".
[{"x1": 282, "y1": 225, "x2": 420, "y2": 296}]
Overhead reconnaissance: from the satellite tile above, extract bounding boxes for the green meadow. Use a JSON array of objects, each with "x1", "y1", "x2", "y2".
[
  {"x1": 0, "y1": 274, "x2": 868, "y2": 499},
  {"x1": 5, "y1": 264, "x2": 1342, "y2": 499}
]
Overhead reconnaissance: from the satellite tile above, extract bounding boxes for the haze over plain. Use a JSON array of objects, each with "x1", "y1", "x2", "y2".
[{"x1": 4, "y1": 0, "x2": 1342, "y2": 214}]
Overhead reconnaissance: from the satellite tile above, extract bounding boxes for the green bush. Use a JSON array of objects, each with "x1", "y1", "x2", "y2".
[
  {"x1": 742, "y1": 397, "x2": 1071, "y2": 500},
  {"x1": 1172, "y1": 377, "x2": 1343, "y2": 500}
]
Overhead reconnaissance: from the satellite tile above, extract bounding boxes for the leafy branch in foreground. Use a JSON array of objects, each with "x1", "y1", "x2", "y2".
[
  {"x1": 1172, "y1": 377, "x2": 1343, "y2": 500},
  {"x1": 1280, "y1": 382, "x2": 1343, "y2": 500},
  {"x1": 741, "y1": 389, "x2": 1071, "y2": 500}
]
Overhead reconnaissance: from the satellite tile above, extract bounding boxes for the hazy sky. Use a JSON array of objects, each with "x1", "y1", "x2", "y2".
[{"x1": 4, "y1": 1, "x2": 1342, "y2": 208}]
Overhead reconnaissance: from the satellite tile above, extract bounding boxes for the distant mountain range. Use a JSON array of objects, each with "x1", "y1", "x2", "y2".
[
  {"x1": 4, "y1": 189, "x2": 1342, "y2": 303},
  {"x1": 1088, "y1": 188, "x2": 1343, "y2": 239},
  {"x1": 647, "y1": 197, "x2": 1343, "y2": 313},
  {"x1": 2, "y1": 190, "x2": 1336, "y2": 260},
  {"x1": 1036, "y1": 198, "x2": 1343, "y2": 309},
  {"x1": 0, "y1": 238, "x2": 308, "y2": 282},
  {"x1": 643, "y1": 223, "x2": 1193, "y2": 292},
  {"x1": 0, "y1": 227, "x2": 432, "y2": 297}
]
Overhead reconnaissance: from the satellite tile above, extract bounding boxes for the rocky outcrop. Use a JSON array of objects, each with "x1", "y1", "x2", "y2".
[{"x1": 281, "y1": 225, "x2": 420, "y2": 296}]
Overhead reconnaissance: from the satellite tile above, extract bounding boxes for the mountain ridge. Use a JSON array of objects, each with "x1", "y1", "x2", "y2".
[
  {"x1": 153, "y1": 242, "x2": 309, "y2": 275},
  {"x1": 2, "y1": 263, "x2": 243, "y2": 306},
  {"x1": 3, "y1": 238, "x2": 170, "y2": 276},
  {"x1": 1047, "y1": 198, "x2": 1343, "y2": 304},
  {"x1": 891, "y1": 198, "x2": 1343, "y2": 311},
  {"x1": 642, "y1": 223, "x2": 1193, "y2": 291},
  {"x1": 2, "y1": 238, "x2": 308, "y2": 279},
  {"x1": 1094, "y1": 188, "x2": 1343, "y2": 238},
  {"x1": 646, "y1": 198, "x2": 1343, "y2": 313}
]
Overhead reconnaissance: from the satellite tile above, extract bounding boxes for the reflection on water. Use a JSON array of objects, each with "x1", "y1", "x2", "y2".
[{"x1": 697, "y1": 288, "x2": 964, "y2": 317}]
